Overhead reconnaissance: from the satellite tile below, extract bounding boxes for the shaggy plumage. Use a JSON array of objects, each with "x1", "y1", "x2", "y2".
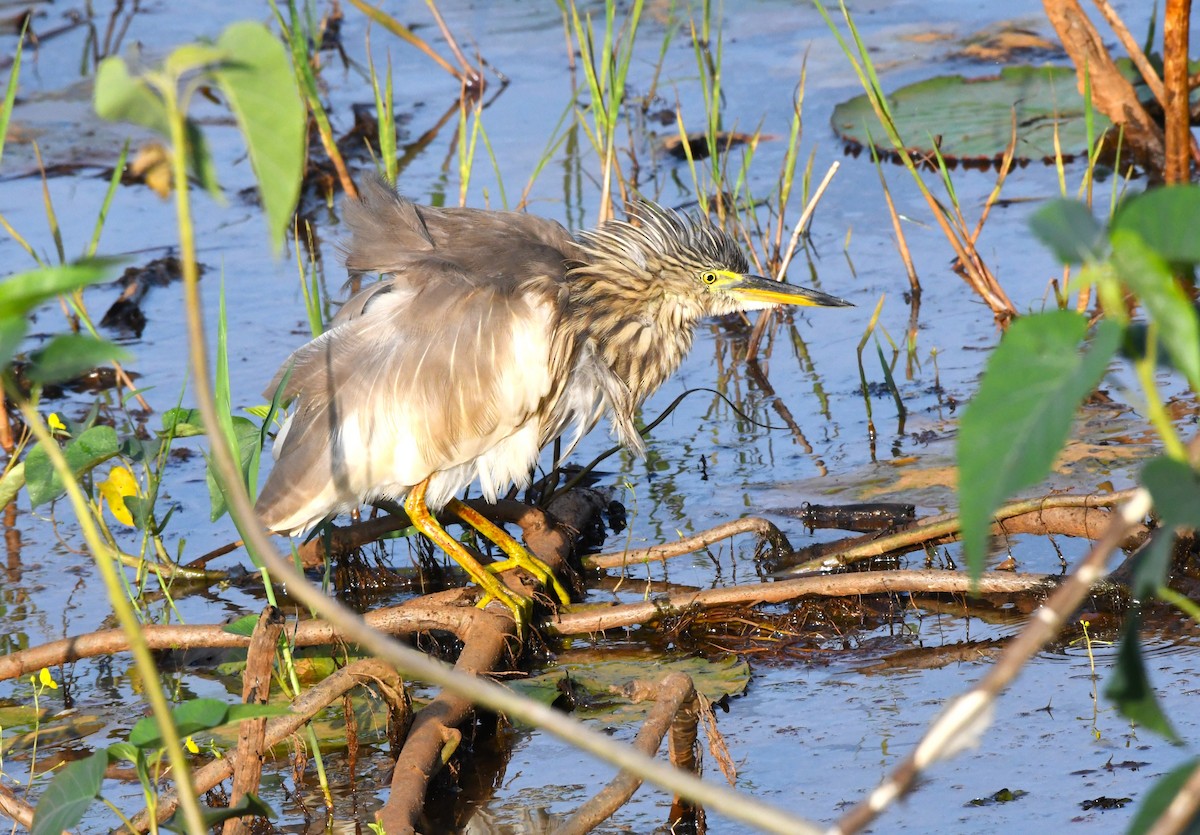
[{"x1": 255, "y1": 178, "x2": 849, "y2": 535}]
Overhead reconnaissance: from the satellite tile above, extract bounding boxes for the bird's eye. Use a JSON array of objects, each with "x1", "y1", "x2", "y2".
[{"x1": 701, "y1": 271, "x2": 718, "y2": 285}]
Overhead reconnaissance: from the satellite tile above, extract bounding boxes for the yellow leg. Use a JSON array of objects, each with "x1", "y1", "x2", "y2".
[
  {"x1": 447, "y1": 498, "x2": 571, "y2": 606},
  {"x1": 404, "y1": 479, "x2": 530, "y2": 630}
]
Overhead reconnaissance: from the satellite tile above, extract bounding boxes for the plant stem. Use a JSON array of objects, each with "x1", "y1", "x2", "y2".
[{"x1": 16, "y1": 401, "x2": 206, "y2": 834}]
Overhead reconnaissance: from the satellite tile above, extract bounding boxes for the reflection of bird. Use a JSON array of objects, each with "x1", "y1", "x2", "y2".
[{"x1": 255, "y1": 178, "x2": 851, "y2": 625}]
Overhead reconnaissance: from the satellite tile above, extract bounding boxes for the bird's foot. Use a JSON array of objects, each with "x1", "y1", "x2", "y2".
[
  {"x1": 473, "y1": 581, "x2": 533, "y2": 634},
  {"x1": 486, "y1": 550, "x2": 571, "y2": 606},
  {"x1": 447, "y1": 498, "x2": 571, "y2": 606}
]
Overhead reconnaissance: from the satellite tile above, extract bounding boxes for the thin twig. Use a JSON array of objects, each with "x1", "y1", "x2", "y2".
[
  {"x1": 776, "y1": 160, "x2": 839, "y2": 280},
  {"x1": 586, "y1": 516, "x2": 788, "y2": 570}
]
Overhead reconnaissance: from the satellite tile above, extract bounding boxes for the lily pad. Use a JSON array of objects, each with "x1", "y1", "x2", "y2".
[
  {"x1": 513, "y1": 649, "x2": 750, "y2": 723},
  {"x1": 831, "y1": 64, "x2": 1113, "y2": 167}
]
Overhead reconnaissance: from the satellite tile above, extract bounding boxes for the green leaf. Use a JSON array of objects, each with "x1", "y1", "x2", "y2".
[
  {"x1": 1103, "y1": 611, "x2": 1181, "y2": 744},
  {"x1": 164, "y1": 42, "x2": 227, "y2": 78},
  {"x1": 128, "y1": 698, "x2": 285, "y2": 750},
  {"x1": 26, "y1": 334, "x2": 131, "y2": 385},
  {"x1": 1112, "y1": 185, "x2": 1200, "y2": 265},
  {"x1": 1126, "y1": 758, "x2": 1200, "y2": 835},
  {"x1": 106, "y1": 742, "x2": 140, "y2": 764},
  {"x1": 0, "y1": 317, "x2": 26, "y2": 372},
  {"x1": 511, "y1": 651, "x2": 751, "y2": 723},
  {"x1": 185, "y1": 119, "x2": 222, "y2": 199},
  {"x1": 161, "y1": 407, "x2": 207, "y2": 438},
  {"x1": 1109, "y1": 230, "x2": 1200, "y2": 392},
  {"x1": 93, "y1": 57, "x2": 171, "y2": 136},
  {"x1": 832, "y1": 65, "x2": 1116, "y2": 164},
  {"x1": 0, "y1": 262, "x2": 111, "y2": 320},
  {"x1": 1140, "y1": 456, "x2": 1200, "y2": 598},
  {"x1": 162, "y1": 792, "x2": 275, "y2": 832},
  {"x1": 30, "y1": 749, "x2": 107, "y2": 835},
  {"x1": 958, "y1": 312, "x2": 1121, "y2": 578},
  {"x1": 93, "y1": 56, "x2": 221, "y2": 198},
  {"x1": 207, "y1": 416, "x2": 261, "y2": 522},
  {"x1": 129, "y1": 699, "x2": 228, "y2": 749},
  {"x1": 213, "y1": 22, "x2": 304, "y2": 252},
  {"x1": 222, "y1": 614, "x2": 260, "y2": 637},
  {"x1": 1029, "y1": 199, "x2": 1107, "y2": 264},
  {"x1": 24, "y1": 425, "x2": 121, "y2": 508}
]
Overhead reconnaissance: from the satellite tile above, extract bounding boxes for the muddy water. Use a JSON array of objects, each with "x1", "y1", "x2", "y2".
[{"x1": 1, "y1": 0, "x2": 1196, "y2": 832}]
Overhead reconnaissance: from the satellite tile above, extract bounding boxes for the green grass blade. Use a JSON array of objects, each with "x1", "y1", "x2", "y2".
[
  {"x1": 0, "y1": 18, "x2": 27, "y2": 169},
  {"x1": 86, "y1": 140, "x2": 129, "y2": 258}
]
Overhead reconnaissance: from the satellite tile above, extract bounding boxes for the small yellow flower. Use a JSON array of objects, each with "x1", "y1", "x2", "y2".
[
  {"x1": 97, "y1": 466, "x2": 139, "y2": 527},
  {"x1": 184, "y1": 736, "x2": 200, "y2": 754},
  {"x1": 37, "y1": 668, "x2": 57, "y2": 690},
  {"x1": 47, "y1": 413, "x2": 67, "y2": 435}
]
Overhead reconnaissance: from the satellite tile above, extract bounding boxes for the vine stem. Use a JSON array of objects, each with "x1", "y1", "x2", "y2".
[{"x1": 15, "y1": 401, "x2": 206, "y2": 835}]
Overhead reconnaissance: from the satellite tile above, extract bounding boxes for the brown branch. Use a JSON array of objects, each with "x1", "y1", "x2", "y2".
[
  {"x1": 1163, "y1": 0, "x2": 1195, "y2": 182},
  {"x1": 0, "y1": 591, "x2": 477, "y2": 682},
  {"x1": 1091, "y1": 0, "x2": 1166, "y2": 106},
  {"x1": 777, "y1": 490, "x2": 1144, "y2": 574},
  {"x1": 1043, "y1": 0, "x2": 1165, "y2": 175},
  {"x1": 586, "y1": 517, "x2": 790, "y2": 570},
  {"x1": 376, "y1": 609, "x2": 516, "y2": 833},
  {"x1": 222, "y1": 606, "x2": 284, "y2": 835},
  {"x1": 558, "y1": 671, "x2": 699, "y2": 834},
  {"x1": 547, "y1": 570, "x2": 1054, "y2": 636},
  {"x1": 829, "y1": 489, "x2": 1151, "y2": 834},
  {"x1": 130, "y1": 658, "x2": 403, "y2": 831},
  {"x1": 0, "y1": 783, "x2": 38, "y2": 832}
]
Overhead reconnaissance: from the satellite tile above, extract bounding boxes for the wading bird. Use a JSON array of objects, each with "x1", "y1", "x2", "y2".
[{"x1": 255, "y1": 178, "x2": 851, "y2": 625}]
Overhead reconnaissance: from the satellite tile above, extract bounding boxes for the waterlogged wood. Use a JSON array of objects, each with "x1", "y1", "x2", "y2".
[
  {"x1": 0, "y1": 590, "x2": 479, "y2": 682},
  {"x1": 1042, "y1": 0, "x2": 1165, "y2": 174},
  {"x1": 547, "y1": 570, "x2": 1054, "y2": 636},
  {"x1": 222, "y1": 606, "x2": 284, "y2": 835},
  {"x1": 558, "y1": 671, "x2": 699, "y2": 835},
  {"x1": 129, "y1": 659, "x2": 404, "y2": 832},
  {"x1": 377, "y1": 609, "x2": 515, "y2": 835},
  {"x1": 586, "y1": 516, "x2": 790, "y2": 569},
  {"x1": 778, "y1": 500, "x2": 1147, "y2": 574}
]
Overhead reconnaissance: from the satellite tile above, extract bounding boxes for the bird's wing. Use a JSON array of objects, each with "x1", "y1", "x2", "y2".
[
  {"x1": 255, "y1": 259, "x2": 574, "y2": 533},
  {"x1": 341, "y1": 177, "x2": 584, "y2": 277}
]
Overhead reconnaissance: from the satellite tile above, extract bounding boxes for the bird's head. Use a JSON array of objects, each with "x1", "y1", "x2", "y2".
[{"x1": 574, "y1": 201, "x2": 852, "y2": 319}]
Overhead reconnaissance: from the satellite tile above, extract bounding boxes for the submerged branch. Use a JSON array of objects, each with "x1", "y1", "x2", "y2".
[
  {"x1": 558, "y1": 671, "x2": 700, "y2": 834},
  {"x1": 775, "y1": 490, "x2": 1145, "y2": 574},
  {"x1": 130, "y1": 658, "x2": 404, "y2": 831}
]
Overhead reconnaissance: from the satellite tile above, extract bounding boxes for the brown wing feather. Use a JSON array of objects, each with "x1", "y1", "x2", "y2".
[{"x1": 256, "y1": 179, "x2": 582, "y2": 533}]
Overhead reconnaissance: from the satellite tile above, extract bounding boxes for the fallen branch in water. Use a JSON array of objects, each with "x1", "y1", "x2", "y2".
[
  {"x1": 129, "y1": 658, "x2": 406, "y2": 832},
  {"x1": 558, "y1": 671, "x2": 701, "y2": 834},
  {"x1": 586, "y1": 516, "x2": 790, "y2": 570},
  {"x1": 548, "y1": 570, "x2": 1056, "y2": 636},
  {"x1": 775, "y1": 489, "x2": 1146, "y2": 574}
]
